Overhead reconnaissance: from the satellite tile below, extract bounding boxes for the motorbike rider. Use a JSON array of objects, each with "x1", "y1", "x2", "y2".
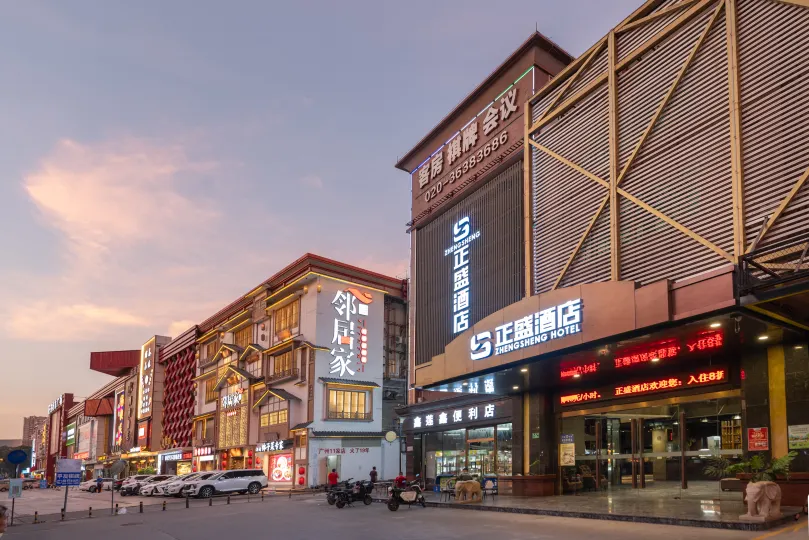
[{"x1": 394, "y1": 472, "x2": 407, "y2": 488}]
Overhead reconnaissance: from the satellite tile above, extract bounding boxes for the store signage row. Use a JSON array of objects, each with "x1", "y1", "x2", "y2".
[
  {"x1": 222, "y1": 391, "x2": 243, "y2": 409},
  {"x1": 193, "y1": 446, "x2": 214, "y2": 457},
  {"x1": 256, "y1": 439, "x2": 293, "y2": 453},
  {"x1": 471, "y1": 299, "x2": 582, "y2": 360},
  {"x1": 73, "y1": 451, "x2": 89, "y2": 460},
  {"x1": 329, "y1": 288, "x2": 373, "y2": 378},
  {"x1": 559, "y1": 367, "x2": 728, "y2": 406},
  {"x1": 447, "y1": 217, "x2": 479, "y2": 334},
  {"x1": 48, "y1": 394, "x2": 64, "y2": 414},
  {"x1": 411, "y1": 402, "x2": 498, "y2": 429},
  {"x1": 163, "y1": 451, "x2": 193, "y2": 462},
  {"x1": 560, "y1": 362, "x2": 599, "y2": 379}
]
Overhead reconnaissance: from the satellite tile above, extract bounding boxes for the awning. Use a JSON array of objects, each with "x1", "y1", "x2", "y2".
[
  {"x1": 290, "y1": 421, "x2": 312, "y2": 431},
  {"x1": 238, "y1": 343, "x2": 266, "y2": 362},
  {"x1": 318, "y1": 377, "x2": 380, "y2": 388},
  {"x1": 214, "y1": 364, "x2": 259, "y2": 391},
  {"x1": 252, "y1": 387, "x2": 301, "y2": 409}
]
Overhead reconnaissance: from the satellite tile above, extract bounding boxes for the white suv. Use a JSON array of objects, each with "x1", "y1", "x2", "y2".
[
  {"x1": 162, "y1": 472, "x2": 207, "y2": 497},
  {"x1": 185, "y1": 469, "x2": 267, "y2": 498}
]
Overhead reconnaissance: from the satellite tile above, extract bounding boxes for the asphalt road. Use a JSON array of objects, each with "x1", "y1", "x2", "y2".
[{"x1": 4, "y1": 494, "x2": 806, "y2": 540}]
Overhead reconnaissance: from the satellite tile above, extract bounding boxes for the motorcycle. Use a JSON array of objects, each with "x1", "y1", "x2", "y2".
[
  {"x1": 326, "y1": 478, "x2": 354, "y2": 505},
  {"x1": 386, "y1": 477, "x2": 426, "y2": 511},
  {"x1": 335, "y1": 480, "x2": 374, "y2": 509}
]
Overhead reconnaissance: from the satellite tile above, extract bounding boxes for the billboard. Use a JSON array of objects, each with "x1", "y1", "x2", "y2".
[{"x1": 65, "y1": 423, "x2": 76, "y2": 447}]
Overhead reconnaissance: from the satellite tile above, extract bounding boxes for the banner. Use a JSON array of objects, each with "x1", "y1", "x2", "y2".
[
  {"x1": 788, "y1": 424, "x2": 809, "y2": 450},
  {"x1": 747, "y1": 427, "x2": 769, "y2": 451}
]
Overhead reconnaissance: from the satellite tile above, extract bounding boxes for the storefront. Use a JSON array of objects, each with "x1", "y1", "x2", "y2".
[
  {"x1": 256, "y1": 439, "x2": 294, "y2": 487},
  {"x1": 192, "y1": 446, "x2": 217, "y2": 472},
  {"x1": 122, "y1": 447, "x2": 158, "y2": 473},
  {"x1": 158, "y1": 449, "x2": 193, "y2": 476}
]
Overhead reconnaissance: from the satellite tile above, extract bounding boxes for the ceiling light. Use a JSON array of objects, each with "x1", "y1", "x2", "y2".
[
  {"x1": 462, "y1": 381, "x2": 468, "y2": 386},
  {"x1": 673, "y1": 421, "x2": 678, "y2": 425},
  {"x1": 710, "y1": 322, "x2": 722, "y2": 328},
  {"x1": 758, "y1": 335, "x2": 769, "y2": 341},
  {"x1": 512, "y1": 386, "x2": 519, "y2": 390},
  {"x1": 520, "y1": 368, "x2": 528, "y2": 373},
  {"x1": 573, "y1": 373, "x2": 581, "y2": 378},
  {"x1": 651, "y1": 357, "x2": 660, "y2": 362},
  {"x1": 795, "y1": 345, "x2": 804, "y2": 350},
  {"x1": 733, "y1": 415, "x2": 741, "y2": 420},
  {"x1": 701, "y1": 418, "x2": 708, "y2": 423}
]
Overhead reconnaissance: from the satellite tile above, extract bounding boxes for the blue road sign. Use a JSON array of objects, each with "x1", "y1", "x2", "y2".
[
  {"x1": 39, "y1": 479, "x2": 47, "y2": 489},
  {"x1": 7, "y1": 450, "x2": 27, "y2": 465},
  {"x1": 55, "y1": 472, "x2": 82, "y2": 487}
]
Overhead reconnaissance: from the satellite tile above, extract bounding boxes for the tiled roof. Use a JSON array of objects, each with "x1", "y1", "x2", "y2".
[
  {"x1": 290, "y1": 421, "x2": 312, "y2": 431},
  {"x1": 318, "y1": 377, "x2": 380, "y2": 388}
]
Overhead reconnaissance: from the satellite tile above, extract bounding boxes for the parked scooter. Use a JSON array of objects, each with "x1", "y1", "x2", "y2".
[
  {"x1": 335, "y1": 480, "x2": 374, "y2": 509},
  {"x1": 386, "y1": 476, "x2": 426, "y2": 511},
  {"x1": 326, "y1": 478, "x2": 354, "y2": 505}
]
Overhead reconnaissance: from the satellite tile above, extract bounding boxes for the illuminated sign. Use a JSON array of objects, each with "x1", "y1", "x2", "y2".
[
  {"x1": 48, "y1": 394, "x2": 64, "y2": 414},
  {"x1": 270, "y1": 454, "x2": 293, "y2": 482},
  {"x1": 446, "y1": 217, "x2": 480, "y2": 334},
  {"x1": 113, "y1": 390, "x2": 125, "y2": 447},
  {"x1": 560, "y1": 362, "x2": 599, "y2": 379},
  {"x1": 471, "y1": 299, "x2": 582, "y2": 360},
  {"x1": 412, "y1": 403, "x2": 496, "y2": 429},
  {"x1": 329, "y1": 288, "x2": 373, "y2": 377},
  {"x1": 163, "y1": 452, "x2": 184, "y2": 462},
  {"x1": 138, "y1": 338, "x2": 156, "y2": 419},
  {"x1": 73, "y1": 451, "x2": 89, "y2": 460},
  {"x1": 256, "y1": 440, "x2": 291, "y2": 452},
  {"x1": 560, "y1": 391, "x2": 601, "y2": 405},
  {"x1": 129, "y1": 446, "x2": 142, "y2": 453},
  {"x1": 614, "y1": 340, "x2": 680, "y2": 368},
  {"x1": 318, "y1": 447, "x2": 370, "y2": 455},
  {"x1": 221, "y1": 391, "x2": 243, "y2": 409},
  {"x1": 616, "y1": 378, "x2": 682, "y2": 396},
  {"x1": 686, "y1": 331, "x2": 724, "y2": 352},
  {"x1": 193, "y1": 446, "x2": 214, "y2": 457},
  {"x1": 65, "y1": 423, "x2": 76, "y2": 446},
  {"x1": 686, "y1": 369, "x2": 726, "y2": 386}
]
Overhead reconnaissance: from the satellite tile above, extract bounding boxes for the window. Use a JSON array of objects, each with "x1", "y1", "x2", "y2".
[
  {"x1": 204, "y1": 417, "x2": 214, "y2": 439},
  {"x1": 205, "y1": 378, "x2": 217, "y2": 403},
  {"x1": 274, "y1": 301, "x2": 299, "y2": 336},
  {"x1": 275, "y1": 351, "x2": 293, "y2": 374},
  {"x1": 328, "y1": 389, "x2": 369, "y2": 420},
  {"x1": 261, "y1": 409, "x2": 288, "y2": 427},
  {"x1": 246, "y1": 356, "x2": 262, "y2": 378},
  {"x1": 235, "y1": 325, "x2": 252, "y2": 349},
  {"x1": 205, "y1": 340, "x2": 218, "y2": 361}
]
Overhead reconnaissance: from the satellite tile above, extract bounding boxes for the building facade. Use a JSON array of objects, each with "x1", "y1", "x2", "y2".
[
  {"x1": 191, "y1": 254, "x2": 407, "y2": 487},
  {"x1": 396, "y1": 0, "x2": 809, "y2": 504},
  {"x1": 44, "y1": 393, "x2": 74, "y2": 484},
  {"x1": 21, "y1": 416, "x2": 46, "y2": 449}
]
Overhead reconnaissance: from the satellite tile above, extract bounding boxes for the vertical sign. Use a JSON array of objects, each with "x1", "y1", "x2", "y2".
[
  {"x1": 114, "y1": 390, "x2": 125, "y2": 448},
  {"x1": 329, "y1": 288, "x2": 373, "y2": 378},
  {"x1": 747, "y1": 427, "x2": 769, "y2": 451},
  {"x1": 445, "y1": 217, "x2": 480, "y2": 334},
  {"x1": 138, "y1": 338, "x2": 156, "y2": 419}
]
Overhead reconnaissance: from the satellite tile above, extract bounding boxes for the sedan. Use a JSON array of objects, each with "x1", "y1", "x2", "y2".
[{"x1": 79, "y1": 478, "x2": 114, "y2": 493}]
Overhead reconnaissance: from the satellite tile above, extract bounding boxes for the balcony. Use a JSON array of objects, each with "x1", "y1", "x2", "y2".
[
  {"x1": 327, "y1": 411, "x2": 372, "y2": 421},
  {"x1": 738, "y1": 233, "x2": 809, "y2": 297},
  {"x1": 192, "y1": 436, "x2": 214, "y2": 447},
  {"x1": 265, "y1": 367, "x2": 299, "y2": 384}
]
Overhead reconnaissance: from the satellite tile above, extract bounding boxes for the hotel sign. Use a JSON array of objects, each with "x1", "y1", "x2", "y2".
[
  {"x1": 446, "y1": 217, "x2": 480, "y2": 334},
  {"x1": 470, "y1": 299, "x2": 582, "y2": 360},
  {"x1": 138, "y1": 338, "x2": 156, "y2": 419}
]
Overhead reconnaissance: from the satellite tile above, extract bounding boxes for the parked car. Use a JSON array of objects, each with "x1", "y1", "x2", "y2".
[
  {"x1": 184, "y1": 470, "x2": 267, "y2": 498},
  {"x1": 120, "y1": 475, "x2": 170, "y2": 496},
  {"x1": 139, "y1": 475, "x2": 176, "y2": 496},
  {"x1": 163, "y1": 472, "x2": 213, "y2": 497},
  {"x1": 122, "y1": 475, "x2": 151, "y2": 487},
  {"x1": 79, "y1": 478, "x2": 115, "y2": 493}
]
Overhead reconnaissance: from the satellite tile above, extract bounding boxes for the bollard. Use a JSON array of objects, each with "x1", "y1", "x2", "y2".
[
  {"x1": 186, "y1": 496, "x2": 189, "y2": 509},
  {"x1": 248, "y1": 493, "x2": 250, "y2": 502},
  {"x1": 209, "y1": 497, "x2": 212, "y2": 507},
  {"x1": 34, "y1": 511, "x2": 39, "y2": 524},
  {"x1": 139, "y1": 501, "x2": 143, "y2": 513},
  {"x1": 227, "y1": 495, "x2": 231, "y2": 505},
  {"x1": 115, "y1": 503, "x2": 119, "y2": 516},
  {"x1": 162, "y1": 500, "x2": 166, "y2": 511},
  {"x1": 89, "y1": 507, "x2": 92, "y2": 518},
  {"x1": 61, "y1": 509, "x2": 65, "y2": 521},
  {"x1": 261, "y1": 493, "x2": 264, "y2": 502}
]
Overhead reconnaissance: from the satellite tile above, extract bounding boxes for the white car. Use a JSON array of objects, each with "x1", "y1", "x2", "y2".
[
  {"x1": 138, "y1": 475, "x2": 174, "y2": 496},
  {"x1": 164, "y1": 472, "x2": 215, "y2": 497},
  {"x1": 79, "y1": 478, "x2": 114, "y2": 493},
  {"x1": 184, "y1": 470, "x2": 267, "y2": 498}
]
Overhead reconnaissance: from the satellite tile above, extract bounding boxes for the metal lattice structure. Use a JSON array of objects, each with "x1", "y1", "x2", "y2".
[
  {"x1": 526, "y1": 0, "x2": 809, "y2": 294},
  {"x1": 159, "y1": 347, "x2": 196, "y2": 449}
]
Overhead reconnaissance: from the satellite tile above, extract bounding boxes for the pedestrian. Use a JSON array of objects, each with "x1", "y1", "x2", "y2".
[
  {"x1": 369, "y1": 466, "x2": 378, "y2": 486},
  {"x1": 327, "y1": 468, "x2": 339, "y2": 491},
  {"x1": 0, "y1": 504, "x2": 7, "y2": 537},
  {"x1": 95, "y1": 476, "x2": 103, "y2": 494},
  {"x1": 457, "y1": 467, "x2": 473, "y2": 481},
  {"x1": 395, "y1": 471, "x2": 407, "y2": 488}
]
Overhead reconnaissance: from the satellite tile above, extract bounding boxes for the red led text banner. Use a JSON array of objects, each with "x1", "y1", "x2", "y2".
[
  {"x1": 560, "y1": 367, "x2": 728, "y2": 406},
  {"x1": 613, "y1": 331, "x2": 723, "y2": 369},
  {"x1": 560, "y1": 362, "x2": 599, "y2": 379}
]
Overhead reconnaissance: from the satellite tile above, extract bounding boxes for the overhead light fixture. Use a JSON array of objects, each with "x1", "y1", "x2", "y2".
[
  {"x1": 651, "y1": 357, "x2": 660, "y2": 363},
  {"x1": 462, "y1": 381, "x2": 468, "y2": 386},
  {"x1": 710, "y1": 322, "x2": 722, "y2": 328},
  {"x1": 520, "y1": 368, "x2": 528, "y2": 373},
  {"x1": 701, "y1": 418, "x2": 708, "y2": 423},
  {"x1": 796, "y1": 345, "x2": 804, "y2": 350},
  {"x1": 673, "y1": 421, "x2": 679, "y2": 425},
  {"x1": 758, "y1": 335, "x2": 769, "y2": 341},
  {"x1": 512, "y1": 386, "x2": 519, "y2": 390},
  {"x1": 733, "y1": 415, "x2": 741, "y2": 420},
  {"x1": 573, "y1": 373, "x2": 581, "y2": 378}
]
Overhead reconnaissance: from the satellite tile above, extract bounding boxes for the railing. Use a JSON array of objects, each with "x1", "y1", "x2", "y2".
[
  {"x1": 265, "y1": 367, "x2": 298, "y2": 383},
  {"x1": 327, "y1": 411, "x2": 372, "y2": 420},
  {"x1": 738, "y1": 232, "x2": 809, "y2": 296}
]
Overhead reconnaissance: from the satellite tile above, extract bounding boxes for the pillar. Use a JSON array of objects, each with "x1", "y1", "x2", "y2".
[{"x1": 767, "y1": 345, "x2": 787, "y2": 458}]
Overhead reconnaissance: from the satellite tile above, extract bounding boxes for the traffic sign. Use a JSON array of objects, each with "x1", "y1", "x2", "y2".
[
  {"x1": 55, "y1": 458, "x2": 82, "y2": 487},
  {"x1": 8, "y1": 479, "x2": 22, "y2": 499},
  {"x1": 7, "y1": 450, "x2": 27, "y2": 465}
]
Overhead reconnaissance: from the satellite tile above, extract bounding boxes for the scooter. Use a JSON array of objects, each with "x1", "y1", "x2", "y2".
[
  {"x1": 326, "y1": 478, "x2": 354, "y2": 505},
  {"x1": 335, "y1": 480, "x2": 374, "y2": 509},
  {"x1": 386, "y1": 476, "x2": 426, "y2": 511}
]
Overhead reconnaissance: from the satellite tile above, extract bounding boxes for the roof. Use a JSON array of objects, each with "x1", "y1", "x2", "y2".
[
  {"x1": 318, "y1": 377, "x2": 380, "y2": 388},
  {"x1": 290, "y1": 421, "x2": 312, "y2": 431},
  {"x1": 89, "y1": 350, "x2": 140, "y2": 377},
  {"x1": 310, "y1": 431, "x2": 388, "y2": 438},
  {"x1": 395, "y1": 32, "x2": 573, "y2": 172},
  {"x1": 160, "y1": 326, "x2": 200, "y2": 359}
]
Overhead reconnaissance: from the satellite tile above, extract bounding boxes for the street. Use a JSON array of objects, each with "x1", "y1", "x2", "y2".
[{"x1": 3, "y1": 494, "x2": 807, "y2": 540}]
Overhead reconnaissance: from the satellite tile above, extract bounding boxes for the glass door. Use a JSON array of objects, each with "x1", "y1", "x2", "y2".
[{"x1": 467, "y1": 426, "x2": 495, "y2": 476}]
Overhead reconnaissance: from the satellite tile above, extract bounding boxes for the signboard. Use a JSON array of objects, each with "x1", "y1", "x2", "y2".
[
  {"x1": 162, "y1": 452, "x2": 184, "y2": 462},
  {"x1": 55, "y1": 458, "x2": 82, "y2": 486},
  {"x1": 39, "y1": 479, "x2": 48, "y2": 489},
  {"x1": 560, "y1": 367, "x2": 728, "y2": 406},
  {"x1": 222, "y1": 391, "x2": 243, "y2": 409},
  {"x1": 113, "y1": 390, "x2": 125, "y2": 448},
  {"x1": 471, "y1": 299, "x2": 582, "y2": 361},
  {"x1": 318, "y1": 448, "x2": 370, "y2": 455},
  {"x1": 329, "y1": 288, "x2": 374, "y2": 377},
  {"x1": 48, "y1": 394, "x2": 64, "y2": 414},
  {"x1": 138, "y1": 338, "x2": 156, "y2": 419},
  {"x1": 411, "y1": 402, "x2": 500, "y2": 429},
  {"x1": 193, "y1": 446, "x2": 214, "y2": 457},
  {"x1": 560, "y1": 443, "x2": 576, "y2": 467},
  {"x1": 256, "y1": 439, "x2": 292, "y2": 453},
  {"x1": 65, "y1": 423, "x2": 76, "y2": 446},
  {"x1": 560, "y1": 434, "x2": 574, "y2": 444},
  {"x1": 748, "y1": 427, "x2": 769, "y2": 451},
  {"x1": 788, "y1": 424, "x2": 809, "y2": 450},
  {"x1": 269, "y1": 454, "x2": 293, "y2": 482},
  {"x1": 8, "y1": 479, "x2": 23, "y2": 499},
  {"x1": 446, "y1": 217, "x2": 479, "y2": 334},
  {"x1": 410, "y1": 68, "x2": 534, "y2": 220},
  {"x1": 73, "y1": 452, "x2": 89, "y2": 460},
  {"x1": 7, "y1": 449, "x2": 27, "y2": 465}
]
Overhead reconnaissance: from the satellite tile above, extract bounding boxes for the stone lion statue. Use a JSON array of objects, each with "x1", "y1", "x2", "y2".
[
  {"x1": 454, "y1": 480, "x2": 482, "y2": 503},
  {"x1": 740, "y1": 481, "x2": 782, "y2": 521}
]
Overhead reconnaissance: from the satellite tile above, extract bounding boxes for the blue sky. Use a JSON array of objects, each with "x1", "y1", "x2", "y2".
[{"x1": 0, "y1": 0, "x2": 639, "y2": 437}]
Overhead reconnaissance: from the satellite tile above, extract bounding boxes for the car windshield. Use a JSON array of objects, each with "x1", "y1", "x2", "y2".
[
  {"x1": 180, "y1": 474, "x2": 199, "y2": 481},
  {"x1": 198, "y1": 473, "x2": 215, "y2": 480}
]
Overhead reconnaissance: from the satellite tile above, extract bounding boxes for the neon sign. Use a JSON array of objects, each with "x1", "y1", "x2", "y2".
[
  {"x1": 686, "y1": 369, "x2": 725, "y2": 386},
  {"x1": 560, "y1": 391, "x2": 601, "y2": 405},
  {"x1": 560, "y1": 362, "x2": 599, "y2": 379},
  {"x1": 471, "y1": 299, "x2": 582, "y2": 360},
  {"x1": 686, "y1": 331, "x2": 723, "y2": 352},
  {"x1": 329, "y1": 288, "x2": 374, "y2": 377},
  {"x1": 614, "y1": 340, "x2": 680, "y2": 368},
  {"x1": 616, "y1": 378, "x2": 682, "y2": 396},
  {"x1": 446, "y1": 217, "x2": 479, "y2": 334},
  {"x1": 221, "y1": 391, "x2": 243, "y2": 409}
]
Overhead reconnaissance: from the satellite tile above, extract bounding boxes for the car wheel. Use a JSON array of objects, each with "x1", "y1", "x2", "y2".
[
  {"x1": 247, "y1": 482, "x2": 261, "y2": 495},
  {"x1": 336, "y1": 499, "x2": 346, "y2": 509},
  {"x1": 387, "y1": 500, "x2": 399, "y2": 512},
  {"x1": 199, "y1": 486, "x2": 214, "y2": 499},
  {"x1": 364, "y1": 495, "x2": 373, "y2": 505},
  {"x1": 90, "y1": 486, "x2": 97, "y2": 493}
]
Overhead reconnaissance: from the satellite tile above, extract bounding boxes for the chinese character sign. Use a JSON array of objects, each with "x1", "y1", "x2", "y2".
[
  {"x1": 329, "y1": 287, "x2": 374, "y2": 378},
  {"x1": 138, "y1": 340, "x2": 155, "y2": 419},
  {"x1": 445, "y1": 217, "x2": 480, "y2": 334}
]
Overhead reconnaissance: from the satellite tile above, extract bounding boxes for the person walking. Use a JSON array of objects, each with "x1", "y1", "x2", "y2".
[
  {"x1": 95, "y1": 476, "x2": 103, "y2": 494},
  {"x1": 369, "y1": 466, "x2": 378, "y2": 486},
  {"x1": 327, "y1": 469, "x2": 339, "y2": 491}
]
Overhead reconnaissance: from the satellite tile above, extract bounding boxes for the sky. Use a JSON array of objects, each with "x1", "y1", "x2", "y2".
[{"x1": 0, "y1": 0, "x2": 640, "y2": 438}]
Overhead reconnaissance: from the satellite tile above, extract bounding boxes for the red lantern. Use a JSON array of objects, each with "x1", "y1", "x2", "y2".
[
  {"x1": 192, "y1": 465, "x2": 197, "y2": 472},
  {"x1": 298, "y1": 467, "x2": 305, "y2": 475},
  {"x1": 248, "y1": 451, "x2": 253, "y2": 458},
  {"x1": 298, "y1": 477, "x2": 305, "y2": 486}
]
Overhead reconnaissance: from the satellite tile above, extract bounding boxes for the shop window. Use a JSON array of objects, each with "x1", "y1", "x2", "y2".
[
  {"x1": 328, "y1": 389, "x2": 369, "y2": 420},
  {"x1": 496, "y1": 423, "x2": 513, "y2": 476},
  {"x1": 235, "y1": 325, "x2": 252, "y2": 349},
  {"x1": 205, "y1": 378, "x2": 217, "y2": 403},
  {"x1": 261, "y1": 409, "x2": 288, "y2": 427},
  {"x1": 205, "y1": 340, "x2": 218, "y2": 361},
  {"x1": 274, "y1": 301, "x2": 299, "y2": 337},
  {"x1": 294, "y1": 433, "x2": 307, "y2": 447}
]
